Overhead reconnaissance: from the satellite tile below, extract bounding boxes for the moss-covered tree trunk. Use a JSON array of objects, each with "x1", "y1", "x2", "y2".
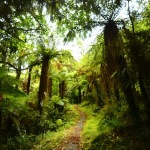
[{"x1": 38, "y1": 55, "x2": 49, "y2": 115}]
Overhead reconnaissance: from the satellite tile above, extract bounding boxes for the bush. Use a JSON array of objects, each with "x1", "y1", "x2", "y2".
[{"x1": 7, "y1": 135, "x2": 36, "y2": 150}]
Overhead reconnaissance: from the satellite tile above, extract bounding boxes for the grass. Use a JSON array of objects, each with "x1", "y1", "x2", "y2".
[
  {"x1": 79, "y1": 102, "x2": 101, "y2": 149},
  {"x1": 80, "y1": 100, "x2": 150, "y2": 150},
  {"x1": 29, "y1": 100, "x2": 150, "y2": 150},
  {"x1": 31, "y1": 104, "x2": 79, "y2": 150}
]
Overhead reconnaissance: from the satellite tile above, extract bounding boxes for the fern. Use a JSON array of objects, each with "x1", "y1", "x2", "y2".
[{"x1": 0, "y1": 67, "x2": 25, "y2": 97}]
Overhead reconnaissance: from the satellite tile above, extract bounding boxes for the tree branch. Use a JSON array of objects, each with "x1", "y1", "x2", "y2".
[
  {"x1": 0, "y1": 60, "x2": 42, "y2": 71},
  {"x1": 16, "y1": 27, "x2": 41, "y2": 32},
  {"x1": 127, "y1": 0, "x2": 135, "y2": 35},
  {"x1": 0, "y1": 61, "x2": 21, "y2": 70}
]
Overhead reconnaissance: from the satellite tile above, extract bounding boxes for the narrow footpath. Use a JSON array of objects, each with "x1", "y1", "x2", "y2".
[{"x1": 57, "y1": 105, "x2": 86, "y2": 150}]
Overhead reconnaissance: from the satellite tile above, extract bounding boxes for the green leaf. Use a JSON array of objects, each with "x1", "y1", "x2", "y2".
[
  {"x1": 57, "y1": 100, "x2": 64, "y2": 106},
  {"x1": 110, "y1": 71, "x2": 117, "y2": 78}
]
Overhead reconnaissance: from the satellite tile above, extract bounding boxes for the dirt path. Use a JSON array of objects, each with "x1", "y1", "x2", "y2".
[{"x1": 57, "y1": 105, "x2": 86, "y2": 150}]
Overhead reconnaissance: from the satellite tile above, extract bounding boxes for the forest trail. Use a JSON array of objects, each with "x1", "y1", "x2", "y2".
[{"x1": 57, "y1": 105, "x2": 86, "y2": 150}]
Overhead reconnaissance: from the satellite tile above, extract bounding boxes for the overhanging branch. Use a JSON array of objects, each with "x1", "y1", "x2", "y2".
[{"x1": 0, "y1": 60, "x2": 42, "y2": 71}]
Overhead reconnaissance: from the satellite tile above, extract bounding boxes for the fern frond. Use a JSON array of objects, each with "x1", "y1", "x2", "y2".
[{"x1": 0, "y1": 68, "x2": 25, "y2": 97}]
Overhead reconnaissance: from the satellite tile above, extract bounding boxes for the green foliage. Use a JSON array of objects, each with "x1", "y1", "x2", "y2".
[
  {"x1": 50, "y1": 95, "x2": 69, "y2": 106},
  {"x1": 56, "y1": 118, "x2": 63, "y2": 126},
  {"x1": 0, "y1": 0, "x2": 150, "y2": 149},
  {"x1": 7, "y1": 135, "x2": 36, "y2": 150},
  {"x1": 51, "y1": 95, "x2": 63, "y2": 105},
  {"x1": 0, "y1": 68, "x2": 25, "y2": 97},
  {"x1": 80, "y1": 99, "x2": 150, "y2": 150},
  {"x1": 31, "y1": 104, "x2": 79, "y2": 150},
  {"x1": 0, "y1": 96, "x2": 39, "y2": 149},
  {"x1": 38, "y1": 102, "x2": 60, "y2": 132},
  {"x1": 35, "y1": 95, "x2": 69, "y2": 134},
  {"x1": 80, "y1": 101, "x2": 130, "y2": 149},
  {"x1": 0, "y1": 94, "x2": 70, "y2": 148}
]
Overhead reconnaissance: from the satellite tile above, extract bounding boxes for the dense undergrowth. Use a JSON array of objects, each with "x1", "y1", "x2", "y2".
[
  {"x1": 31, "y1": 104, "x2": 79, "y2": 150},
  {"x1": 80, "y1": 100, "x2": 150, "y2": 150},
  {"x1": 1, "y1": 94, "x2": 150, "y2": 150},
  {"x1": 0, "y1": 93, "x2": 79, "y2": 150}
]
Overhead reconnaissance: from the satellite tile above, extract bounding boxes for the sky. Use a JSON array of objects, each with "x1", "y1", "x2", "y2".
[
  {"x1": 59, "y1": 27, "x2": 101, "y2": 61},
  {"x1": 47, "y1": 0, "x2": 146, "y2": 61},
  {"x1": 57, "y1": 0, "x2": 142, "y2": 61}
]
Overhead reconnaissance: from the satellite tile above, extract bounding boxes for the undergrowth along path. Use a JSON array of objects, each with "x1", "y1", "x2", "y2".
[{"x1": 57, "y1": 105, "x2": 86, "y2": 150}]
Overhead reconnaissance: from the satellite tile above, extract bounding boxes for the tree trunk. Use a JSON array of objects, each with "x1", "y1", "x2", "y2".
[
  {"x1": 138, "y1": 72, "x2": 150, "y2": 124},
  {"x1": 125, "y1": 6, "x2": 150, "y2": 125},
  {"x1": 16, "y1": 59, "x2": 22, "y2": 89},
  {"x1": 128, "y1": 38, "x2": 150, "y2": 125},
  {"x1": 27, "y1": 66, "x2": 33, "y2": 95},
  {"x1": 78, "y1": 86, "x2": 82, "y2": 104},
  {"x1": 114, "y1": 84, "x2": 120, "y2": 102},
  {"x1": 119, "y1": 57, "x2": 141, "y2": 127},
  {"x1": 59, "y1": 82, "x2": 62, "y2": 99},
  {"x1": 38, "y1": 56, "x2": 49, "y2": 115},
  {"x1": 59, "y1": 80, "x2": 65, "y2": 99},
  {"x1": 93, "y1": 79, "x2": 103, "y2": 107},
  {"x1": 0, "y1": 109, "x2": 2, "y2": 130},
  {"x1": 48, "y1": 78, "x2": 52, "y2": 97},
  {"x1": 105, "y1": 81, "x2": 111, "y2": 99}
]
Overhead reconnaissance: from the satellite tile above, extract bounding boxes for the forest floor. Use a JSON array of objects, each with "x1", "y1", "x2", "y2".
[
  {"x1": 30, "y1": 102, "x2": 150, "y2": 150},
  {"x1": 56, "y1": 105, "x2": 86, "y2": 150}
]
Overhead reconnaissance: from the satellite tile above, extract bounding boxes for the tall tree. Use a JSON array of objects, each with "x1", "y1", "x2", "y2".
[
  {"x1": 37, "y1": 37, "x2": 59, "y2": 115},
  {"x1": 38, "y1": 54, "x2": 50, "y2": 115}
]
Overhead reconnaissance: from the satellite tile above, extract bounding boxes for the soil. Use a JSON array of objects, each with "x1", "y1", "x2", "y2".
[{"x1": 57, "y1": 105, "x2": 86, "y2": 150}]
